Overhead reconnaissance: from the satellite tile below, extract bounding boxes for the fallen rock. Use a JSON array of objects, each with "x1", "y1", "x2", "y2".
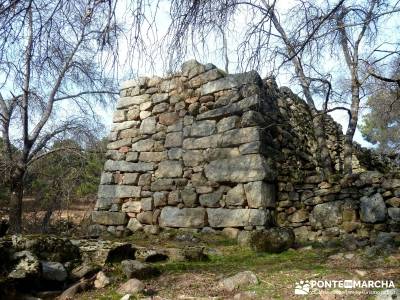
[
  {"x1": 121, "y1": 260, "x2": 160, "y2": 279},
  {"x1": 41, "y1": 261, "x2": 67, "y2": 282},
  {"x1": 219, "y1": 271, "x2": 259, "y2": 292},
  {"x1": 70, "y1": 263, "x2": 101, "y2": 280},
  {"x1": 117, "y1": 278, "x2": 145, "y2": 295},
  {"x1": 8, "y1": 251, "x2": 40, "y2": 280},
  {"x1": 248, "y1": 227, "x2": 295, "y2": 253},
  {"x1": 94, "y1": 271, "x2": 111, "y2": 289}
]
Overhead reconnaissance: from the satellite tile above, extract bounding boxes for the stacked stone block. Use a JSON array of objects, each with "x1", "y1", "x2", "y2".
[
  {"x1": 92, "y1": 60, "x2": 278, "y2": 236},
  {"x1": 92, "y1": 59, "x2": 399, "y2": 243}
]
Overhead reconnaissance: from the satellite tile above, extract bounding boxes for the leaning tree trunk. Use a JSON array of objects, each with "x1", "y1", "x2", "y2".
[
  {"x1": 343, "y1": 88, "x2": 360, "y2": 175},
  {"x1": 9, "y1": 170, "x2": 25, "y2": 233}
]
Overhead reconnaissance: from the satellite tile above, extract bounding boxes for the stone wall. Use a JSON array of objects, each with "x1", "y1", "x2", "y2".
[{"x1": 91, "y1": 60, "x2": 399, "y2": 243}]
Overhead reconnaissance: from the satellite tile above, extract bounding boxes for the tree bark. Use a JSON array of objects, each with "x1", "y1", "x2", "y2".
[
  {"x1": 9, "y1": 170, "x2": 24, "y2": 233},
  {"x1": 343, "y1": 88, "x2": 360, "y2": 174}
]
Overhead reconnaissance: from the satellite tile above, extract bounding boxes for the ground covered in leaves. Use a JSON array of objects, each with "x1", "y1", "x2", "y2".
[{"x1": 76, "y1": 232, "x2": 400, "y2": 300}]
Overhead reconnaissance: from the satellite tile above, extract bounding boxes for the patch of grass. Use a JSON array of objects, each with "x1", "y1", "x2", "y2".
[{"x1": 154, "y1": 247, "x2": 331, "y2": 276}]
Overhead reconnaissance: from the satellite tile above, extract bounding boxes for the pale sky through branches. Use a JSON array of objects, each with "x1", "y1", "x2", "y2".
[{"x1": 64, "y1": 0, "x2": 400, "y2": 148}]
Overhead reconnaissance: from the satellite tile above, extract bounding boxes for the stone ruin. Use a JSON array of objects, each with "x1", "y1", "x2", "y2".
[{"x1": 91, "y1": 60, "x2": 400, "y2": 244}]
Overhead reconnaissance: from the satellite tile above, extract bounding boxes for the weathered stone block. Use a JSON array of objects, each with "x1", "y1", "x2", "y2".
[
  {"x1": 190, "y1": 120, "x2": 217, "y2": 137},
  {"x1": 107, "y1": 138, "x2": 132, "y2": 150},
  {"x1": 217, "y1": 116, "x2": 239, "y2": 133},
  {"x1": 168, "y1": 148, "x2": 183, "y2": 160},
  {"x1": 207, "y1": 208, "x2": 269, "y2": 227},
  {"x1": 165, "y1": 132, "x2": 183, "y2": 148},
  {"x1": 151, "y1": 179, "x2": 175, "y2": 191},
  {"x1": 159, "y1": 112, "x2": 179, "y2": 126},
  {"x1": 91, "y1": 212, "x2": 127, "y2": 225},
  {"x1": 196, "y1": 95, "x2": 259, "y2": 120},
  {"x1": 117, "y1": 94, "x2": 151, "y2": 109},
  {"x1": 159, "y1": 207, "x2": 206, "y2": 228},
  {"x1": 199, "y1": 189, "x2": 223, "y2": 207},
  {"x1": 219, "y1": 127, "x2": 260, "y2": 147},
  {"x1": 127, "y1": 218, "x2": 143, "y2": 232},
  {"x1": 151, "y1": 93, "x2": 169, "y2": 104},
  {"x1": 155, "y1": 160, "x2": 183, "y2": 178},
  {"x1": 126, "y1": 152, "x2": 138, "y2": 162},
  {"x1": 182, "y1": 150, "x2": 205, "y2": 166},
  {"x1": 113, "y1": 110, "x2": 126, "y2": 123},
  {"x1": 205, "y1": 148, "x2": 240, "y2": 161},
  {"x1": 139, "y1": 151, "x2": 167, "y2": 162},
  {"x1": 225, "y1": 184, "x2": 246, "y2": 206},
  {"x1": 104, "y1": 160, "x2": 154, "y2": 172},
  {"x1": 310, "y1": 201, "x2": 343, "y2": 229},
  {"x1": 181, "y1": 187, "x2": 198, "y2": 207},
  {"x1": 360, "y1": 193, "x2": 387, "y2": 223},
  {"x1": 140, "y1": 117, "x2": 157, "y2": 134},
  {"x1": 183, "y1": 135, "x2": 219, "y2": 149},
  {"x1": 100, "y1": 173, "x2": 113, "y2": 185},
  {"x1": 244, "y1": 181, "x2": 275, "y2": 208},
  {"x1": 152, "y1": 102, "x2": 169, "y2": 114},
  {"x1": 132, "y1": 139, "x2": 154, "y2": 152},
  {"x1": 98, "y1": 185, "x2": 141, "y2": 198},
  {"x1": 388, "y1": 207, "x2": 400, "y2": 221},
  {"x1": 153, "y1": 192, "x2": 167, "y2": 207},
  {"x1": 111, "y1": 120, "x2": 140, "y2": 132},
  {"x1": 123, "y1": 173, "x2": 139, "y2": 185},
  {"x1": 204, "y1": 154, "x2": 274, "y2": 183},
  {"x1": 141, "y1": 197, "x2": 153, "y2": 211},
  {"x1": 122, "y1": 201, "x2": 141, "y2": 213},
  {"x1": 200, "y1": 72, "x2": 260, "y2": 95}
]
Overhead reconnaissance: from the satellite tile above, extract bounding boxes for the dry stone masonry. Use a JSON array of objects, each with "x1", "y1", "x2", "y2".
[{"x1": 92, "y1": 60, "x2": 400, "y2": 244}]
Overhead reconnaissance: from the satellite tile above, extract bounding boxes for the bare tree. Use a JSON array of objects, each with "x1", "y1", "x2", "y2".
[
  {"x1": 166, "y1": 0, "x2": 351, "y2": 178},
  {"x1": 166, "y1": 0, "x2": 400, "y2": 175},
  {"x1": 0, "y1": 0, "x2": 130, "y2": 233}
]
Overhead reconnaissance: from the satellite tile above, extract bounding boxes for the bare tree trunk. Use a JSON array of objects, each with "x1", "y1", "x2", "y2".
[
  {"x1": 343, "y1": 89, "x2": 360, "y2": 174},
  {"x1": 266, "y1": 5, "x2": 333, "y2": 180},
  {"x1": 9, "y1": 171, "x2": 24, "y2": 233}
]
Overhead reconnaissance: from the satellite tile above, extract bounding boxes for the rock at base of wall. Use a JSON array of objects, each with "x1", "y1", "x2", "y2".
[
  {"x1": 91, "y1": 211, "x2": 128, "y2": 225},
  {"x1": 159, "y1": 207, "x2": 206, "y2": 228},
  {"x1": 248, "y1": 227, "x2": 295, "y2": 253}
]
